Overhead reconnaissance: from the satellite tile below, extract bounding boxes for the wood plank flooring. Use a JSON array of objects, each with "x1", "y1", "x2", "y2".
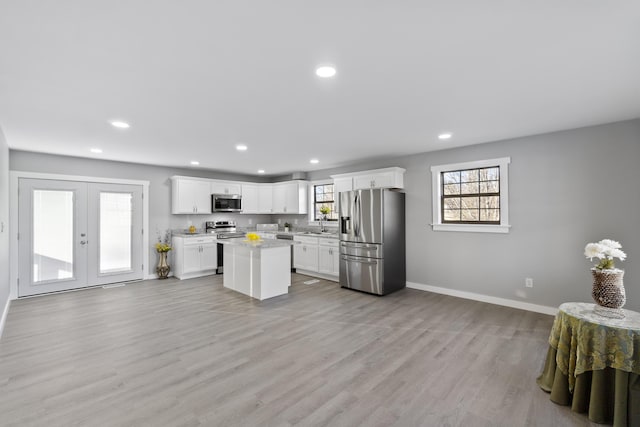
[{"x1": 0, "y1": 274, "x2": 598, "y2": 426}]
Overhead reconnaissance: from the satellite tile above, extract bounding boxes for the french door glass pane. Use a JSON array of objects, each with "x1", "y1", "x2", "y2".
[
  {"x1": 33, "y1": 190, "x2": 74, "y2": 282},
  {"x1": 100, "y1": 192, "x2": 133, "y2": 274}
]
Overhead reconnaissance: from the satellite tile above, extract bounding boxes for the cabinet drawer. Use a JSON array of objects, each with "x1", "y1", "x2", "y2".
[
  {"x1": 184, "y1": 237, "x2": 217, "y2": 245},
  {"x1": 293, "y1": 236, "x2": 319, "y2": 244},
  {"x1": 318, "y1": 237, "x2": 338, "y2": 247}
]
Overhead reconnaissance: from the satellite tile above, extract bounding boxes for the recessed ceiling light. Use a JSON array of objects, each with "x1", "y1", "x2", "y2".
[
  {"x1": 315, "y1": 66, "x2": 336, "y2": 78},
  {"x1": 90, "y1": 148, "x2": 103, "y2": 154},
  {"x1": 257, "y1": 169, "x2": 265, "y2": 174},
  {"x1": 236, "y1": 144, "x2": 248, "y2": 151},
  {"x1": 190, "y1": 161, "x2": 200, "y2": 166},
  {"x1": 110, "y1": 120, "x2": 130, "y2": 129},
  {"x1": 438, "y1": 132, "x2": 452, "y2": 140},
  {"x1": 310, "y1": 159, "x2": 319, "y2": 164}
]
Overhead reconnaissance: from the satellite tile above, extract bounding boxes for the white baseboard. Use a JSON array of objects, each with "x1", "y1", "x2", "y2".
[
  {"x1": 406, "y1": 281, "x2": 558, "y2": 316},
  {"x1": 149, "y1": 272, "x2": 175, "y2": 280},
  {"x1": 0, "y1": 297, "x2": 10, "y2": 340},
  {"x1": 294, "y1": 269, "x2": 339, "y2": 283}
]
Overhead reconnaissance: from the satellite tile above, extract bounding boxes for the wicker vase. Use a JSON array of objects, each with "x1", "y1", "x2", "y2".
[
  {"x1": 157, "y1": 251, "x2": 170, "y2": 279},
  {"x1": 591, "y1": 268, "x2": 625, "y2": 309}
]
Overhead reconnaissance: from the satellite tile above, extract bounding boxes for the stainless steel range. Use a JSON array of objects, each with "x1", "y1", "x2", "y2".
[{"x1": 205, "y1": 221, "x2": 245, "y2": 273}]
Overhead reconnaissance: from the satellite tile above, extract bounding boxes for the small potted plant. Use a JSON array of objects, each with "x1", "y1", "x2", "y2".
[
  {"x1": 319, "y1": 205, "x2": 331, "y2": 232},
  {"x1": 284, "y1": 222, "x2": 291, "y2": 232},
  {"x1": 584, "y1": 239, "x2": 627, "y2": 309}
]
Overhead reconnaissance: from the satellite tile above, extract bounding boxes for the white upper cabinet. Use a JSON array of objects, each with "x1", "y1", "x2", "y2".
[
  {"x1": 332, "y1": 167, "x2": 405, "y2": 191},
  {"x1": 211, "y1": 181, "x2": 241, "y2": 195},
  {"x1": 171, "y1": 177, "x2": 212, "y2": 214},
  {"x1": 333, "y1": 177, "x2": 353, "y2": 197},
  {"x1": 241, "y1": 183, "x2": 273, "y2": 214},
  {"x1": 171, "y1": 176, "x2": 308, "y2": 215},
  {"x1": 258, "y1": 185, "x2": 273, "y2": 213},
  {"x1": 272, "y1": 181, "x2": 307, "y2": 214},
  {"x1": 241, "y1": 184, "x2": 259, "y2": 213}
]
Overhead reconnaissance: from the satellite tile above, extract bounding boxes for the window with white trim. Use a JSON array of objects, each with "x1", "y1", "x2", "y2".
[
  {"x1": 431, "y1": 157, "x2": 511, "y2": 233},
  {"x1": 313, "y1": 183, "x2": 338, "y2": 221}
]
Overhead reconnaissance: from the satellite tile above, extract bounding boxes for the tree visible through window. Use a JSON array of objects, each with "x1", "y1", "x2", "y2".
[
  {"x1": 441, "y1": 167, "x2": 500, "y2": 224},
  {"x1": 313, "y1": 184, "x2": 338, "y2": 221}
]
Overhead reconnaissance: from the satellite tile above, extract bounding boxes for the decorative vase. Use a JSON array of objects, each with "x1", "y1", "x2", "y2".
[
  {"x1": 591, "y1": 268, "x2": 625, "y2": 309},
  {"x1": 157, "y1": 251, "x2": 170, "y2": 279}
]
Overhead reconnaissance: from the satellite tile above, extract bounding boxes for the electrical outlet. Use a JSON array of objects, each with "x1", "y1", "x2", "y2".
[
  {"x1": 248, "y1": 219, "x2": 253, "y2": 225},
  {"x1": 525, "y1": 278, "x2": 533, "y2": 288},
  {"x1": 294, "y1": 219, "x2": 298, "y2": 224}
]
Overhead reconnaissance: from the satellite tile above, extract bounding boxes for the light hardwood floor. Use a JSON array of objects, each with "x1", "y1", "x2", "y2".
[{"x1": 0, "y1": 274, "x2": 598, "y2": 426}]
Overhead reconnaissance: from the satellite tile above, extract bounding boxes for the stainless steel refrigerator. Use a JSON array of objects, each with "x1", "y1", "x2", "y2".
[{"x1": 339, "y1": 189, "x2": 406, "y2": 295}]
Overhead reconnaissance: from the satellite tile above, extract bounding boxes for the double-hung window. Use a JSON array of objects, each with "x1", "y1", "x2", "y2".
[
  {"x1": 431, "y1": 157, "x2": 510, "y2": 233},
  {"x1": 312, "y1": 183, "x2": 338, "y2": 222}
]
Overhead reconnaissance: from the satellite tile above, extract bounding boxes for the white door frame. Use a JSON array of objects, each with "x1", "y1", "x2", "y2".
[{"x1": 10, "y1": 171, "x2": 150, "y2": 299}]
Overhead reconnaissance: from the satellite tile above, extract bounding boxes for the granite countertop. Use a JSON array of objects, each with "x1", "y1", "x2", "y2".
[
  {"x1": 171, "y1": 231, "x2": 211, "y2": 237},
  {"x1": 218, "y1": 239, "x2": 297, "y2": 249},
  {"x1": 171, "y1": 229, "x2": 338, "y2": 239}
]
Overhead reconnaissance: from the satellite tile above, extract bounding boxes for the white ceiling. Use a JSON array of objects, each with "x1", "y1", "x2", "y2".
[{"x1": 1, "y1": 1, "x2": 639, "y2": 176}]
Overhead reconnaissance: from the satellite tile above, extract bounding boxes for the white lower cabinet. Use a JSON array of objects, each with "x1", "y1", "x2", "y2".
[
  {"x1": 294, "y1": 236, "x2": 319, "y2": 272},
  {"x1": 318, "y1": 238, "x2": 339, "y2": 276},
  {"x1": 293, "y1": 235, "x2": 338, "y2": 281},
  {"x1": 172, "y1": 236, "x2": 217, "y2": 279}
]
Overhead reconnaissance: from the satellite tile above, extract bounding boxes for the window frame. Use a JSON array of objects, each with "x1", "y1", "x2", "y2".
[
  {"x1": 430, "y1": 157, "x2": 511, "y2": 233},
  {"x1": 307, "y1": 180, "x2": 339, "y2": 226}
]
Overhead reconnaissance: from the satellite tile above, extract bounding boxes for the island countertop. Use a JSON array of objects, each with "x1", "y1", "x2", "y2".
[{"x1": 217, "y1": 239, "x2": 297, "y2": 249}]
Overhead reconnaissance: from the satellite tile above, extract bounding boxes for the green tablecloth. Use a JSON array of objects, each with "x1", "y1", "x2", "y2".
[{"x1": 537, "y1": 302, "x2": 640, "y2": 426}]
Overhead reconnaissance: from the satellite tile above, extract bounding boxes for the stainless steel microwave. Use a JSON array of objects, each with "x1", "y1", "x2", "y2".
[{"x1": 212, "y1": 194, "x2": 242, "y2": 212}]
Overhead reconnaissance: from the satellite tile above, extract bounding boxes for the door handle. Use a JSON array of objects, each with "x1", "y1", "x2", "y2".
[
  {"x1": 341, "y1": 256, "x2": 377, "y2": 265},
  {"x1": 80, "y1": 240, "x2": 87, "y2": 245},
  {"x1": 341, "y1": 243, "x2": 377, "y2": 249}
]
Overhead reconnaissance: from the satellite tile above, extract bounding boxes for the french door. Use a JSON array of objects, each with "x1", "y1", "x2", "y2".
[{"x1": 18, "y1": 179, "x2": 143, "y2": 297}]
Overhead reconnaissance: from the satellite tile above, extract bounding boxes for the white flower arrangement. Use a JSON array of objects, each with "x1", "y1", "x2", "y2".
[{"x1": 584, "y1": 239, "x2": 626, "y2": 270}]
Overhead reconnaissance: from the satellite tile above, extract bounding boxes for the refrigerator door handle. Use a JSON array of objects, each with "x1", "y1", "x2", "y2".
[
  {"x1": 341, "y1": 255, "x2": 377, "y2": 265},
  {"x1": 341, "y1": 242, "x2": 378, "y2": 249},
  {"x1": 354, "y1": 193, "x2": 360, "y2": 237}
]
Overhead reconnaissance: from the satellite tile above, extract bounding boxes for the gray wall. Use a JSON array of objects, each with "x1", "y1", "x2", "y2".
[
  {"x1": 9, "y1": 151, "x2": 272, "y2": 276},
  {"x1": 0, "y1": 127, "x2": 10, "y2": 330},
  {"x1": 9, "y1": 119, "x2": 640, "y2": 312},
  {"x1": 311, "y1": 119, "x2": 640, "y2": 312}
]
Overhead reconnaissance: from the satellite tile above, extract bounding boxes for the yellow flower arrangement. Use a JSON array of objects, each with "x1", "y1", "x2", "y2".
[
  {"x1": 245, "y1": 232, "x2": 261, "y2": 242},
  {"x1": 155, "y1": 242, "x2": 172, "y2": 253},
  {"x1": 319, "y1": 205, "x2": 331, "y2": 216}
]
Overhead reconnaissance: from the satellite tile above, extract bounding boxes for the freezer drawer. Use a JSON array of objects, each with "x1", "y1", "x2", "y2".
[
  {"x1": 339, "y1": 255, "x2": 384, "y2": 295},
  {"x1": 340, "y1": 241, "x2": 382, "y2": 258}
]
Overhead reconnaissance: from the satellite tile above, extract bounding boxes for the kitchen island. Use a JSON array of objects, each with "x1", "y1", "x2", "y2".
[{"x1": 218, "y1": 239, "x2": 296, "y2": 300}]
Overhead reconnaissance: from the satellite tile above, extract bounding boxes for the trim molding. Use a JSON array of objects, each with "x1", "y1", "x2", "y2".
[
  {"x1": 406, "y1": 281, "x2": 558, "y2": 316},
  {"x1": 0, "y1": 297, "x2": 10, "y2": 340},
  {"x1": 295, "y1": 269, "x2": 338, "y2": 283}
]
